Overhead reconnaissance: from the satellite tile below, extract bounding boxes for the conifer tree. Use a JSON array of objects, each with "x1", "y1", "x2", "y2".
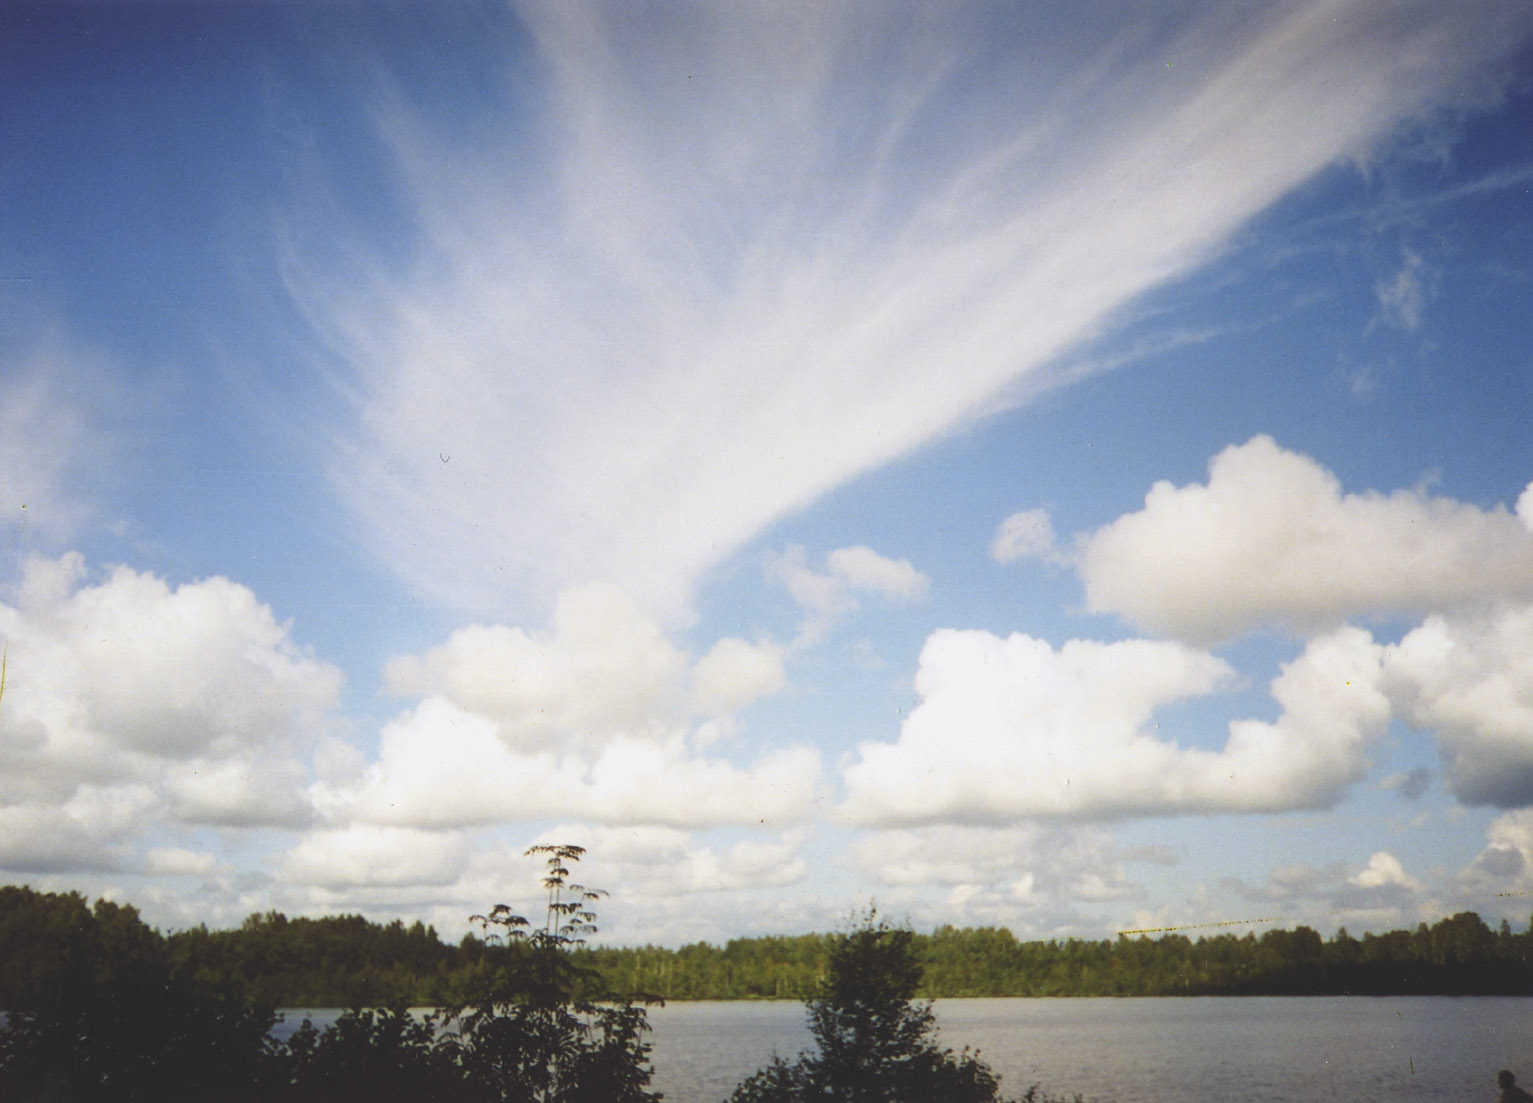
[{"x1": 728, "y1": 909, "x2": 1008, "y2": 1103}]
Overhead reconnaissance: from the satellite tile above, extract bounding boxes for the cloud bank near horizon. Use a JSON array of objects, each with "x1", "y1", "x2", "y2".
[{"x1": 6, "y1": 439, "x2": 1533, "y2": 941}]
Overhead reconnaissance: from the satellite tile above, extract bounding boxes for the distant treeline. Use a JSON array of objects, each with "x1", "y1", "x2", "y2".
[
  {"x1": 4, "y1": 885, "x2": 1532, "y2": 1010},
  {"x1": 587, "y1": 913, "x2": 1533, "y2": 999}
]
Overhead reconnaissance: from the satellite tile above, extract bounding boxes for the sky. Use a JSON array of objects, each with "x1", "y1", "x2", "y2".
[{"x1": 3, "y1": 0, "x2": 1533, "y2": 949}]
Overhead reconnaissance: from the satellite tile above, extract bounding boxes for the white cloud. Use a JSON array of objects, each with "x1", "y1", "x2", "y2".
[
  {"x1": 1350, "y1": 850, "x2": 1422, "y2": 892},
  {"x1": 143, "y1": 847, "x2": 223, "y2": 878},
  {"x1": 1078, "y1": 436, "x2": 1533, "y2": 642},
  {"x1": 1221, "y1": 849, "x2": 1434, "y2": 930},
  {"x1": 263, "y1": 826, "x2": 817, "y2": 946},
  {"x1": 1071, "y1": 441, "x2": 1533, "y2": 814},
  {"x1": 770, "y1": 544, "x2": 929, "y2": 641},
  {"x1": 841, "y1": 626, "x2": 1388, "y2": 825},
  {"x1": 0, "y1": 555, "x2": 342, "y2": 858},
  {"x1": 1385, "y1": 604, "x2": 1533, "y2": 807},
  {"x1": 579, "y1": 742, "x2": 821, "y2": 828},
  {"x1": 689, "y1": 637, "x2": 787, "y2": 717},
  {"x1": 321, "y1": 591, "x2": 817, "y2": 830},
  {"x1": 291, "y1": 1, "x2": 1533, "y2": 620},
  {"x1": 824, "y1": 546, "x2": 929, "y2": 601},
  {"x1": 315, "y1": 696, "x2": 820, "y2": 831},
  {"x1": 165, "y1": 755, "x2": 315, "y2": 828},
  {"x1": 0, "y1": 785, "x2": 155, "y2": 873},
  {"x1": 841, "y1": 823, "x2": 1154, "y2": 935},
  {"x1": 0, "y1": 335, "x2": 126, "y2": 545},
  {"x1": 534, "y1": 824, "x2": 808, "y2": 898},
  {"x1": 538, "y1": 826, "x2": 817, "y2": 946},
  {"x1": 991, "y1": 509, "x2": 1057, "y2": 564},
  {"x1": 279, "y1": 825, "x2": 473, "y2": 889},
  {"x1": 1373, "y1": 247, "x2": 1432, "y2": 330},
  {"x1": 383, "y1": 584, "x2": 689, "y2": 752},
  {"x1": 1461, "y1": 809, "x2": 1533, "y2": 895}
]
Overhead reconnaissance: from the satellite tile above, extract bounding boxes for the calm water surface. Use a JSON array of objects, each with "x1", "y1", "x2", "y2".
[
  {"x1": 642, "y1": 997, "x2": 1533, "y2": 1103},
  {"x1": 277, "y1": 997, "x2": 1533, "y2": 1103}
]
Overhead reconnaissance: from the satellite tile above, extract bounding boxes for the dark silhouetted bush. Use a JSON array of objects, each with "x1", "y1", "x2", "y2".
[
  {"x1": 1, "y1": 847, "x2": 660, "y2": 1103},
  {"x1": 0, "y1": 886, "x2": 279, "y2": 1102},
  {"x1": 728, "y1": 909, "x2": 1011, "y2": 1103}
]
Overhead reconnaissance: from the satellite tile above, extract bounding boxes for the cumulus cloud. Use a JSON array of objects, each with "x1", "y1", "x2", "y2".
[
  {"x1": 279, "y1": 825, "x2": 473, "y2": 889},
  {"x1": 770, "y1": 544, "x2": 928, "y2": 642},
  {"x1": 1385, "y1": 604, "x2": 1533, "y2": 807},
  {"x1": 290, "y1": 0, "x2": 1533, "y2": 620},
  {"x1": 537, "y1": 824, "x2": 808, "y2": 898},
  {"x1": 847, "y1": 824, "x2": 1135, "y2": 896},
  {"x1": 1078, "y1": 436, "x2": 1533, "y2": 642},
  {"x1": 1221, "y1": 849, "x2": 1432, "y2": 929},
  {"x1": 383, "y1": 584, "x2": 690, "y2": 751},
  {"x1": 1461, "y1": 809, "x2": 1533, "y2": 895},
  {"x1": 826, "y1": 546, "x2": 929, "y2": 601},
  {"x1": 1060, "y1": 441, "x2": 1533, "y2": 816},
  {"x1": 1350, "y1": 850, "x2": 1423, "y2": 893},
  {"x1": 165, "y1": 755, "x2": 315, "y2": 828},
  {"x1": 316, "y1": 699, "x2": 819, "y2": 832},
  {"x1": 991, "y1": 509, "x2": 1058, "y2": 564},
  {"x1": 842, "y1": 823, "x2": 1159, "y2": 935},
  {"x1": 537, "y1": 826, "x2": 816, "y2": 945},
  {"x1": 143, "y1": 847, "x2": 224, "y2": 878},
  {"x1": 0, "y1": 555, "x2": 342, "y2": 869},
  {"x1": 265, "y1": 825, "x2": 817, "y2": 945},
  {"x1": 841, "y1": 626, "x2": 1389, "y2": 825},
  {"x1": 316, "y1": 588, "x2": 817, "y2": 833},
  {"x1": 690, "y1": 637, "x2": 787, "y2": 717},
  {"x1": 0, "y1": 786, "x2": 155, "y2": 873}
]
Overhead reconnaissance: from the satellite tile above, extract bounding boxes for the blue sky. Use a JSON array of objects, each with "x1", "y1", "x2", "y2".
[{"x1": 4, "y1": 0, "x2": 1533, "y2": 946}]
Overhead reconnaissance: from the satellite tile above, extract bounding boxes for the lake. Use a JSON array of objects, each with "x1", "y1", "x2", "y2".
[
  {"x1": 278, "y1": 997, "x2": 1533, "y2": 1103},
  {"x1": 645, "y1": 997, "x2": 1533, "y2": 1103}
]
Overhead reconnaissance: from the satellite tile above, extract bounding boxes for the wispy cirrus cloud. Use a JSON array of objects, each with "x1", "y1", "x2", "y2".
[
  {"x1": 0, "y1": 334, "x2": 129, "y2": 548},
  {"x1": 287, "y1": 0, "x2": 1533, "y2": 621}
]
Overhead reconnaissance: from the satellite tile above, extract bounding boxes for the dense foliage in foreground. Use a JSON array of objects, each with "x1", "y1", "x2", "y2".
[
  {"x1": 5, "y1": 887, "x2": 1527, "y2": 1103},
  {"x1": 1, "y1": 867, "x2": 1089, "y2": 1103},
  {"x1": 0, "y1": 847, "x2": 661, "y2": 1103}
]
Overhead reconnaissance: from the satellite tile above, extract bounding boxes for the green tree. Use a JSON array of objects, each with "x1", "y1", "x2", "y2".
[
  {"x1": 265, "y1": 844, "x2": 660, "y2": 1102},
  {"x1": 436, "y1": 844, "x2": 662, "y2": 1103},
  {"x1": 0, "y1": 887, "x2": 278, "y2": 1102},
  {"x1": 728, "y1": 910, "x2": 1010, "y2": 1103},
  {"x1": 279, "y1": 1005, "x2": 461, "y2": 1103}
]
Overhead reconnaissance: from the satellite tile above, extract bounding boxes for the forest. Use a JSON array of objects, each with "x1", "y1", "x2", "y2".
[
  {"x1": 0, "y1": 849, "x2": 1076, "y2": 1102},
  {"x1": 6, "y1": 884, "x2": 1531, "y2": 1010}
]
